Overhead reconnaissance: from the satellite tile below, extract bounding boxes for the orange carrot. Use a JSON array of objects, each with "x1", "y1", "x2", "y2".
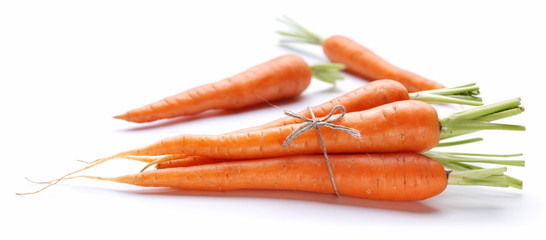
[
  {"x1": 114, "y1": 98, "x2": 524, "y2": 174},
  {"x1": 278, "y1": 17, "x2": 444, "y2": 92},
  {"x1": 111, "y1": 100, "x2": 442, "y2": 160},
  {"x1": 231, "y1": 80, "x2": 481, "y2": 134},
  {"x1": 115, "y1": 54, "x2": 344, "y2": 123},
  {"x1": 76, "y1": 153, "x2": 450, "y2": 201},
  {"x1": 22, "y1": 98, "x2": 524, "y2": 195},
  {"x1": 233, "y1": 79, "x2": 409, "y2": 133},
  {"x1": 156, "y1": 156, "x2": 222, "y2": 169},
  {"x1": 58, "y1": 153, "x2": 516, "y2": 201},
  {"x1": 85, "y1": 98, "x2": 525, "y2": 172}
]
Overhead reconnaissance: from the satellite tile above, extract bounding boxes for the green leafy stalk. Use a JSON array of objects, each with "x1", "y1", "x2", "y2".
[
  {"x1": 440, "y1": 98, "x2": 525, "y2": 139},
  {"x1": 409, "y1": 83, "x2": 483, "y2": 106},
  {"x1": 424, "y1": 151, "x2": 525, "y2": 167},
  {"x1": 447, "y1": 167, "x2": 511, "y2": 188},
  {"x1": 448, "y1": 162, "x2": 523, "y2": 189},
  {"x1": 436, "y1": 137, "x2": 484, "y2": 147},
  {"x1": 309, "y1": 63, "x2": 346, "y2": 84},
  {"x1": 476, "y1": 107, "x2": 525, "y2": 122},
  {"x1": 426, "y1": 154, "x2": 523, "y2": 189},
  {"x1": 277, "y1": 16, "x2": 324, "y2": 45},
  {"x1": 447, "y1": 98, "x2": 521, "y2": 121}
]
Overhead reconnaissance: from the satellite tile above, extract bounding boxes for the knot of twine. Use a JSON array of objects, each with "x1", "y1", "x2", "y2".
[{"x1": 282, "y1": 105, "x2": 361, "y2": 196}]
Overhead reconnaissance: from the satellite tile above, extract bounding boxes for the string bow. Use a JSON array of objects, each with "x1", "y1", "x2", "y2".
[{"x1": 282, "y1": 105, "x2": 361, "y2": 195}]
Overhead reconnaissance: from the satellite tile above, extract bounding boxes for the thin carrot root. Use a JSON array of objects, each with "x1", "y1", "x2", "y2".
[
  {"x1": 78, "y1": 153, "x2": 126, "y2": 165},
  {"x1": 76, "y1": 159, "x2": 94, "y2": 164},
  {"x1": 66, "y1": 175, "x2": 118, "y2": 182},
  {"x1": 139, "y1": 155, "x2": 185, "y2": 172},
  {"x1": 16, "y1": 152, "x2": 131, "y2": 195},
  {"x1": 24, "y1": 177, "x2": 56, "y2": 185},
  {"x1": 31, "y1": 175, "x2": 119, "y2": 183},
  {"x1": 17, "y1": 151, "x2": 188, "y2": 195},
  {"x1": 107, "y1": 154, "x2": 189, "y2": 172}
]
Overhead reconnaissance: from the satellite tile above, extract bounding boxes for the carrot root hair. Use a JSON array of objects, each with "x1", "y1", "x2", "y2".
[{"x1": 16, "y1": 149, "x2": 145, "y2": 195}]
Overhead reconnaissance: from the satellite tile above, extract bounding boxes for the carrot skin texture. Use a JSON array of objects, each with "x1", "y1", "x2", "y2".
[
  {"x1": 322, "y1": 35, "x2": 444, "y2": 92},
  {"x1": 121, "y1": 100, "x2": 441, "y2": 159},
  {"x1": 116, "y1": 54, "x2": 312, "y2": 123},
  {"x1": 113, "y1": 153, "x2": 447, "y2": 201},
  {"x1": 233, "y1": 79, "x2": 410, "y2": 133}
]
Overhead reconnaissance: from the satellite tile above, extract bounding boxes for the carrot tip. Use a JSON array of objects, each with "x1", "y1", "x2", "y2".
[{"x1": 113, "y1": 114, "x2": 127, "y2": 120}]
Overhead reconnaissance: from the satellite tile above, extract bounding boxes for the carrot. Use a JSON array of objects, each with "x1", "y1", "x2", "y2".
[
  {"x1": 114, "y1": 54, "x2": 345, "y2": 123},
  {"x1": 277, "y1": 17, "x2": 444, "y2": 92},
  {"x1": 153, "y1": 141, "x2": 525, "y2": 190},
  {"x1": 115, "y1": 98, "x2": 523, "y2": 171},
  {"x1": 103, "y1": 98, "x2": 525, "y2": 163},
  {"x1": 231, "y1": 80, "x2": 481, "y2": 134},
  {"x1": 156, "y1": 149, "x2": 525, "y2": 170},
  {"x1": 24, "y1": 98, "x2": 523, "y2": 195},
  {"x1": 52, "y1": 153, "x2": 515, "y2": 201},
  {"x1": 111, "y1": 100, "x2": 445, "y2": 159},
  {"x1": 149, "y1": 138, "x2": 488, "y2": 169}
]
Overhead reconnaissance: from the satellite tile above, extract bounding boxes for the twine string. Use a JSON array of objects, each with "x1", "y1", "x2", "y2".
[{"x1": 282, "y1": 105, "x2": 361, "y2": 196}]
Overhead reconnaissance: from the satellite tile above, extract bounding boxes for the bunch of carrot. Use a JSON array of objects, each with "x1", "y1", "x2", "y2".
[{"x1": 20, "y1": 17, "x2": 526, "y2": 202}]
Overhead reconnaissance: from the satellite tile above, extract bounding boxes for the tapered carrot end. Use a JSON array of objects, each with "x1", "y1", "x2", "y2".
[
  {"x1": 113, "y1": 113, "x2": 128, "y2": 121},
  {"x1": 113, "y1": 112, "x2": 148, "y2": 123}
]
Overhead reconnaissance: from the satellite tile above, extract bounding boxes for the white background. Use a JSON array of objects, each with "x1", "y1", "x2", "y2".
[{"x1": 2, "y1": 0, "x2": 544, "y2": 239}]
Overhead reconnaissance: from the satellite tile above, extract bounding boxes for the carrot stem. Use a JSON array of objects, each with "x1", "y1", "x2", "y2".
[
  {"x1": 475, "y1": 107, "x2": 525, "y2": 122},
  {"x1": 439, "y1": 161, "x2": 522, "y2": 189},
  {"x1": 439, "y1": 98, "x2": 525, "y2": 139},
  {"x1": 449, "y1": 98, "x2": 521, "y2": 120},
  {"x1": 436, "y1": 152, "x2": 523, "y2": 158},
  {"x1": 409, "y1": 83, "x2": 482, "y2": 106},
  {"x1": 415, "y1": 83, "x2": 478, "y2": 95},
  {"x1": 309, "y1": 63, "x2": 346, "y2": 84},
  {"x1": 425, "y1": 151, "x2": 525, "y2": 167},
  {"x1": 436, "y1": 137, "x2": 484, "y2": 147},
  {"x1": 277, "y1": 16, "x2": 324, "y2": 45},
  {"x1": 426, "y1": 150, "x2": 524, "y2": 189},
  {"x1": 447, "y1": 167, "x2": 510, "y2": 188},
  {"x1": 442, "y1": 107, "x2": 525, "y2": 139}
]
